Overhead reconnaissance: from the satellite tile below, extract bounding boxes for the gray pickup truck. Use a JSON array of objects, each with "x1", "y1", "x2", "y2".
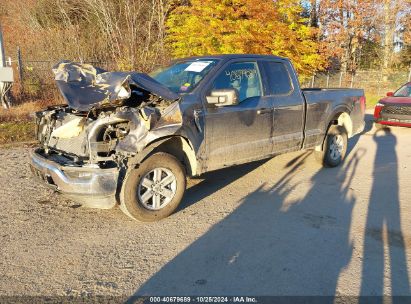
[{"x1": 30, "y1": 55, "x2": 365, "y2": 221}]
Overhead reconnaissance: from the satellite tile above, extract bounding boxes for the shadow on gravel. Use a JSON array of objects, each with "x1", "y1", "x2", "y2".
[
  {"x1": 132, "y1": 152, "x2": 364, "y2": 296},
  {"x1": 359, "y1": 128, "x2": 410, "y2": 300},
  {"x1": 178, "y1": 159, "x2": 270, "y2": 213},
  {"x1": 363, "y1": 113, "x2": 375, "y2": 134},
  {"x1": 131, "y1": 114, "x2": 410, "y2": 298}
]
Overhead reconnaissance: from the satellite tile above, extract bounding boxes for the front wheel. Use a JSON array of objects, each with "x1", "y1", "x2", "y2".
[
  {"x1": 120, "y1": 152, "x2": 186, "y2": 222},
  {"x1": 315, "y1": 125, "x2": 348, "y2": 167}
]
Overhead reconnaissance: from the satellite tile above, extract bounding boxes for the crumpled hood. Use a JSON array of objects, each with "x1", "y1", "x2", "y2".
[{"x1": 53, "y1": 61, "x2": 179, "y2": 112}]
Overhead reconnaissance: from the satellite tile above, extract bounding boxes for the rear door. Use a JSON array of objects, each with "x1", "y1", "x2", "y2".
[
  {"x1": 202, "y1": 60, "x2": 274, "y2": 171},
  {"x1": 259, "y1": 60, "x2": 305, "y2": 153}
]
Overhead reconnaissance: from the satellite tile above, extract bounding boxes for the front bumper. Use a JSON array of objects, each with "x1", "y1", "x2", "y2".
[
  {"x1": 374, "y1": 104, "x2": 411, "y2": 127},
  {"x1": 375, "y1": 120, "x2": 411, "y2": 127},
  {"x1": 375, "y1": 114, "x2": 411, "y2": 127},
  {"x1": 29, "y1": 149, "x2": 119, "y2": 209}
]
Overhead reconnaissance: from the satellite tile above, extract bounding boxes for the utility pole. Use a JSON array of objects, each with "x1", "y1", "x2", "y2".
[{"x1": 0, "y1": 24, "x2": 5, "y2": 66}]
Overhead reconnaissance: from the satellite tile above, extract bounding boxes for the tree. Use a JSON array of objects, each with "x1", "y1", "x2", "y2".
[
  {"x1": 382, "y1": 0, "x2": 401, "y2": 80},
  {"x1": 318, "y1": 0, "x2": 381, "y2": 73},
  {"x1": 390, "y1": 0, "x2": 411, "y2": 68},
  {"x1": 0, "y1": 0, "x2": 171, "y2": 71},
  {"x1": 166, "y1": 0, "x2": 325, "y2": 76},
  {"x1": 318, "y1": 0, "x2": 410, "y2": 73},
  {"x1": 309, "y1": 0, "x2": 319, "y2": 27}
]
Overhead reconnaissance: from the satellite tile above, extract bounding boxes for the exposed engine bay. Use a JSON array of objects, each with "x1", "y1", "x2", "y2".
[{"x1": 34, "y1": 61, "x2": 184, "y2": 169}]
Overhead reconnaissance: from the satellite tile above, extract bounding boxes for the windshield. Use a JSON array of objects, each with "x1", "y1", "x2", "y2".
[
  {"x1": 149, "y1": 59, "x2": 218, "y2": 94},
  {"x1": 394, "y1": 83, "x2": 411, "y2": 97}
]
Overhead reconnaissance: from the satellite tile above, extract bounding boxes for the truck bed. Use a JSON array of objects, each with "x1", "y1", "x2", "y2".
[{"x1": 302, "y1": 88, "x2": 365, "y2": 148}]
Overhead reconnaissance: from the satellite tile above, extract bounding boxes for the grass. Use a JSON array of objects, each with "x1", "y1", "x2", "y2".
[
  {"x1": 0, "y1": 99, "x2": 57, "y2": 145},
  {"x1": 365, "y1": 92, "x2": 383, "y2": 109},
  {"x1": 0, "y1": 121, "x2": 36, "y2": 144},
  {"x1": 0, "y1": 100, "x2": 52, "y2": 122}
]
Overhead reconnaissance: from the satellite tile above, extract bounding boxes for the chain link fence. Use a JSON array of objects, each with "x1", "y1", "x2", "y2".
[
  {"x1": 5, "y1": 50, "x2": 117, "y2": 104},
  {"x1": 302, "y1": 69, "x2": 411, "y2": 97}
]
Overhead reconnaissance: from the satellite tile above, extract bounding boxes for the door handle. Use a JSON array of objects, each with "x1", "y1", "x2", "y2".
[{"x1": 257, "y1": 108, "x2": 272, "y2": 115}]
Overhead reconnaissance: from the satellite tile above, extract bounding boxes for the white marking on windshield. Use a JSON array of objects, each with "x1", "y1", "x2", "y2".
[{"x1": 184, "y1": 61, "x2": 213, "y2": 73}]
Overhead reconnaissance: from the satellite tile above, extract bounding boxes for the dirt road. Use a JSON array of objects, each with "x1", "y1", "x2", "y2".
[{"x1": 0, "y1": 114, "x2": 410, "y2": 298}]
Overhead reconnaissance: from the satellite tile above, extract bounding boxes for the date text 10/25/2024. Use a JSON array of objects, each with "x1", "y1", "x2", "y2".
[{"x1": 148, "y1": 297, "x2": 257, "y2": 303}]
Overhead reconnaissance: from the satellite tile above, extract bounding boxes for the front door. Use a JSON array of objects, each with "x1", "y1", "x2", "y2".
[{"x1": 203, "y1": 61, "x2": 274, "y2": 171}]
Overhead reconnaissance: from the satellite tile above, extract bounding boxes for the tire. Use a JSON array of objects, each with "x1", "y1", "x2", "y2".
[
  {"x1": 120, "y1": 152, "x2": 186, "y2": 222},
  {"x1": 315, "y1": 125, "x2": 348, "y2": 167}
]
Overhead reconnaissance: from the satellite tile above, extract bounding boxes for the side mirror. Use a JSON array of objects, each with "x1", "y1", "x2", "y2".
[
  {"x1": 206, "y1": 89, "x2": 239, "y2": 107},
  {"x1": 386, "y1": 92, "x2": 394, "y2": 97}
]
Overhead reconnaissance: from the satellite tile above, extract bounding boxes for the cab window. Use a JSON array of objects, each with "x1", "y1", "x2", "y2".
[
  {"x1": 264, "y1": 62, "x2": 293, "y2": 95},
  {"x1": 212, "y1": 62, "x2": 262, "y2": 102}
]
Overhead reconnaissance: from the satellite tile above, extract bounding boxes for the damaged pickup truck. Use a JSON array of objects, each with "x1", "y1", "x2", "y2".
[{"x1": 30, "y1": 55, "x2": 365, "y2": 221}]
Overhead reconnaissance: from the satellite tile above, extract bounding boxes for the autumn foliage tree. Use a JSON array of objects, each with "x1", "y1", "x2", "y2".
[
  {"x1": 316, "y1": 0, "x2": 411, "y2": 73},
  {"x1": 166, "y1": 0, "x2": 325, "y2": 76},
  {"x1": 317, "y1": 0, "x2": 381, "y2": 73},
  {"x1": 0, "y1": 0, "x2": 171, "y2": 71}
]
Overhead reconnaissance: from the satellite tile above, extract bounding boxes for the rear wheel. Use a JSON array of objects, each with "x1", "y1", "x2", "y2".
[
  {"x1": 120, "y1": 153, "x2": 186, "y2": 222},
  {"x1": 315, "y1": 125, "x2": 348, "y2": 167}
]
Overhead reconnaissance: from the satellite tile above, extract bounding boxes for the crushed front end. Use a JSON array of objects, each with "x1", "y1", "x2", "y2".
[
  {"x1": 30, "y1": 61, "x2": 182, "y2": 208},
  {"x1": 30, "y1": 106, "x2": 132, "y2": 208}
]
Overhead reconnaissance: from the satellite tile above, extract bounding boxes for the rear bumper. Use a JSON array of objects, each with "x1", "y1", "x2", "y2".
[{"x1": 29, "y1": 149, "x2": 119, "y2": 209}]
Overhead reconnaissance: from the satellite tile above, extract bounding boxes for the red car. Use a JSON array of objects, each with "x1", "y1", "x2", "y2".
[{"x1": 374, "y1": 82, "x2": 411, "y2": 128}]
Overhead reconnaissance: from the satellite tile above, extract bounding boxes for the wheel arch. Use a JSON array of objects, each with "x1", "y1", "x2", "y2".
[
  {"x1": 326, "y1": 105, "x2": 353, "y2": 135},
  {"x1": 317, "y1": 108, "x2": 353, "y2": 151},
  {"x1": 129, "y1": 135, "x2": 198, "y2": 177}
]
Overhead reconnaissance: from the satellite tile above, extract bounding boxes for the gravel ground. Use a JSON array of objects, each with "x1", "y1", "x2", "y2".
[{"x1": 0, "y1": 113, "x2": 410, "y2": 298}]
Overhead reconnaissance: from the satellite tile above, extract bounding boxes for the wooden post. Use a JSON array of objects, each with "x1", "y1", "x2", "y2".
[
  {"x1": 17, "y1": 47, "x2": 23, "y2": 93},
  {"x1": 311, "y1": 74, "x2": 315, "y2": 88},
  {"x1": 339, "y1": 71, "x2": 343, "y2": 87},
  {"x1": 377, "y1": 70, "x2": 383, "y2": 96},
  {"x1": 350, "y1": 74, "x2": 354, "y2": 88},
  {"x1": 326, "y1": 72, "x2": 330, "y2": 88}
]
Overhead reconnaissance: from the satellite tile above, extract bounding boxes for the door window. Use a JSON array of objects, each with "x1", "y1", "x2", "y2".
[
  {"x1": 212, "y1": 62, "x2": 262, "y2": 102},
  {"x1": 264, "y1": 62, "x2": 293, "y2": 95}
]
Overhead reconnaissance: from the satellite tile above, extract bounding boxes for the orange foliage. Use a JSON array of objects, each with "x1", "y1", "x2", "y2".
[{"x1": 166, "y1": 0, "x2": 326, "y2": 76}]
